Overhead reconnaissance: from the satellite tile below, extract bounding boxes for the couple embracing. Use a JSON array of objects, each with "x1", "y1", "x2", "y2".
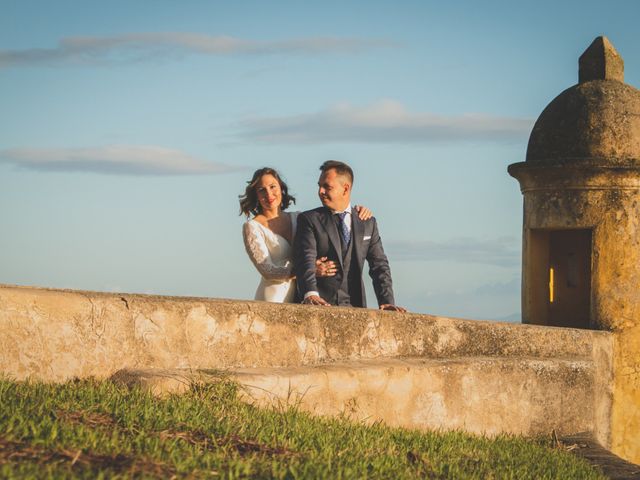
[{"x1": 240, "y1": 160, "x2": 405, "y2": 312}]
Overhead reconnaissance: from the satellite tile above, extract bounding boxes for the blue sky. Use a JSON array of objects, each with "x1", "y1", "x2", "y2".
[{"x1": 2, "y1": 0, "x2": 639, "y2": 320}]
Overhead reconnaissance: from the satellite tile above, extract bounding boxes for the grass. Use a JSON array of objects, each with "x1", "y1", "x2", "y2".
[{"x1": 0, "y1": 378, "x2": 605, "y2": 479}]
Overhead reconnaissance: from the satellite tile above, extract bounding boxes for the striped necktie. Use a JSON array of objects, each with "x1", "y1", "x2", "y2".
[{"x1": 337, "y1": 211, "x2": 351, "y2": 246}]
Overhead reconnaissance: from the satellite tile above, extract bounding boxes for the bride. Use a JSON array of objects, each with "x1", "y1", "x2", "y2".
[{"x1": 239, "y1": 167, "x2": 372, "y2": 303}]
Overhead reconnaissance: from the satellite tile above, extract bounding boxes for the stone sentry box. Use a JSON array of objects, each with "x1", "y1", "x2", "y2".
[
  {"x1": 509, "y1": 36, "x2": 640, "y2": 462},
  {"x1": 509, "y1": 36, "x2": 640, "y2": 332}
]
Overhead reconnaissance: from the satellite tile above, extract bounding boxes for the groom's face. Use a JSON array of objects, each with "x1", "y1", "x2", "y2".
[{"x1": 318, "y1": 168, "x2": 350, "y2": 212}]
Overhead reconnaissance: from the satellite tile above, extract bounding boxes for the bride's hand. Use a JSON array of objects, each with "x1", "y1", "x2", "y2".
[
  {"x1": 315, "y1": 257, "x2": 337, "y2": 277},
  {"x1": 355, "y1": 205, "x2": 373, "y2": 220}
]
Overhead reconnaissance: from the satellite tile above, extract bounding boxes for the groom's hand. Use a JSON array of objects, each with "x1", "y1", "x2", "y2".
[
  {"x1": 303, "y1": 295, "x2": 331, "y2": 306},
  {"x1": 380, "y1": 304, "x2": 407, "y2": 313}
]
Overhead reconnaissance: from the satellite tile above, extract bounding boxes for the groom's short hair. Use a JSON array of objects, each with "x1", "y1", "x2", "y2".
[{"x1": 320, "y1": 160, "x2": 354, "y2": 184}]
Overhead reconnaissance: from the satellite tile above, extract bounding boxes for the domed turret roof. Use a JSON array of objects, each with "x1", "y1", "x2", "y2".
[{"x1": 526, "y1": 37, "x2": 640, "y2": 166}]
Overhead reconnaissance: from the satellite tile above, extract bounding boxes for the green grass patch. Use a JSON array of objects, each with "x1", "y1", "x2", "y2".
[{"x1": 0, "y1": 378, "x2": 604, "y2": 479}]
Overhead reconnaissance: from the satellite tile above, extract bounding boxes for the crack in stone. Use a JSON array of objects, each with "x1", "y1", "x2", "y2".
[{"x1": 81, "y1": 294, "x2": 106, "y2": 340}]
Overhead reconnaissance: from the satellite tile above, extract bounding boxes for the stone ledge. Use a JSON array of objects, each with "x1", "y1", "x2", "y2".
[
  {"x1": 0, "y1": 284, "x2": 614, "y2": 380},
  {"x1": 111, "y1": 356, "x2": 597, "y2": 438}
]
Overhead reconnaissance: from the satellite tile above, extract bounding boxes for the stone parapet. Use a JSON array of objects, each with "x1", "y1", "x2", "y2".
[
  {"x1": 0, "y1": 283, "x2": 614, "y2": 448},
  {"x1": 0, "y1": 283, "x2": 611, "y2": 378}
]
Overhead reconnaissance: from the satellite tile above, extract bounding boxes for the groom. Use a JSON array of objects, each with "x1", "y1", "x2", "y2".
[{"x1": 294, "y1": 160, "x2": 405, "y2": 311}]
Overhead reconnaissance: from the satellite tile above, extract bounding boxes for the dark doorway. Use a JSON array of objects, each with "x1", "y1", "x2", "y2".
[{"x1": 528, "y1": 229, "x2": 592, "y2": 329}]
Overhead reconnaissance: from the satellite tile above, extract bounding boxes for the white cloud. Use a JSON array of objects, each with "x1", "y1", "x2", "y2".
[
  {"x1": 0, "y1": 33, "x2": 394, "y2": 68},
  {"x1": 387, "y1": 236, "x2": 521, "y2": 268},
  {"x1": 0, "y1": 145, "x2": 242, "y2": 175},
  {"x1": 237, "y1": 100, "x2": 533, "y2": 144}
]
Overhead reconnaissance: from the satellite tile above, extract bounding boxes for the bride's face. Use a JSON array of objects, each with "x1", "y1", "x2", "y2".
[{"x1": 255, "y1": 174, "x2": 282, "y2": 214}]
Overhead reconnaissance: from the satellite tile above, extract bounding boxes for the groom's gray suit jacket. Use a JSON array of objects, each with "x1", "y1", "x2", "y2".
[{"x1": 293, "y1": 206, "x2": 395, "y2": 307}]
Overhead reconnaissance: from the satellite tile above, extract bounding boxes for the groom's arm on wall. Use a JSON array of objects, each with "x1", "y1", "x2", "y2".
[
  {"x1": 366, "y1": 218, "x2": 396, "y2": 307},
  {"x1": 293, "y1": 212, "x2": 320, "y2": 298}
]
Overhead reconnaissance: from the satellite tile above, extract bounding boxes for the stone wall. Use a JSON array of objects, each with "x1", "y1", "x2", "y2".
[{"x1": 0, "y1": 283, "x2": 614, "y2": 447}]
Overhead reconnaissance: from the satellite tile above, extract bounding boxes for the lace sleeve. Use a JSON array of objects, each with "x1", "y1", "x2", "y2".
[{"x1": 242, "y1": 222, "x2": 293, "y2": 280}]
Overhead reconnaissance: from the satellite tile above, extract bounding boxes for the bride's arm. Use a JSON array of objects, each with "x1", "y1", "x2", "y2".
[{"x1": 242, "y1": 222, "x2": 293, "y2": 280}]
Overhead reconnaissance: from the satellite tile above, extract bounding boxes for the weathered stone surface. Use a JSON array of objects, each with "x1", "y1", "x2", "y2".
[
  {"x1": 0, "y1": 283, "x2": 611, "y2": 376},
  {"x1": 0, "y1": 283, "x2": 614, "y2": 448},
  {"x1": 612, "y1": 325, "x2": 640, "y2": 464},
  {"x1": 507, "y1": 167, "x2": 640, "y2": 333},
  {"x1": 509, "y1": 37, "x2": 640, "y2": 463},
  {"x1": 112, "y1": 356, "x2": 597, "y2": 438},
  {"x1": 524, "y1": 81, "x2": 640, "y2": 166},
  {"x1": 579, "y1": 36, "x2": 624, "y2": 83}
]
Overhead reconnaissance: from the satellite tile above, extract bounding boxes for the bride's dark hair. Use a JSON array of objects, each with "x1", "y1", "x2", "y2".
[{"x1": 239, "y1": 167, "x2": 296, "y2": 217}]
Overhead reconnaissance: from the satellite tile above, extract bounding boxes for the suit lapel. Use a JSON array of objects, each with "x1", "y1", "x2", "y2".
[
  {"x1": 318, "y1": 208, "x2": 344, "y2": 266},
  {"x1": 351, "y1": 206, "x2": 365, "y2": 267}
]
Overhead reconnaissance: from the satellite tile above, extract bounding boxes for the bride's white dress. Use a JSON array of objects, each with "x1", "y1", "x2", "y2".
[{"x1": 242, "y1": 212, "x2": 298, "y2": 303}]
